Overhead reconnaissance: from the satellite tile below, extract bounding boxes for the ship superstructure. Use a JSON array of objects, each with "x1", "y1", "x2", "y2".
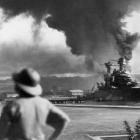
[
  {"x1": 91, "y1": 57, "x2": 140, "y2": 101},
  {"x1": 104, "y1": 58, "x2": 137, "y2": 88}
]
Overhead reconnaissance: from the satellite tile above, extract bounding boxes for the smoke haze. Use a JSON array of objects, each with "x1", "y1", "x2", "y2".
[
  {"x1": 0, "y1": 0, "x2": 140, "y2": 75},
  {"x1": 0, "y1": 13, "x2": 86, "y2": 76}
]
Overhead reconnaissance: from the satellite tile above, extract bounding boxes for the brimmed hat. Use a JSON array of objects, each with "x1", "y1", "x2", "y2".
[{"x1": 12, "y1": 68, "x2": 42, "y2": 96}]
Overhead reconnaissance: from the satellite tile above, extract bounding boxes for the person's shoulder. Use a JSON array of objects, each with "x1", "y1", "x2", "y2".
[
  {"x1": 2, "y1": 100, "x2": 21, "y2": 119},
  {"x1": 35, "y1": 96, "x2": 50, "y2": 103},
  {"x1": 6, "y1": 99, "x2": 19, "y2": 107},
  {"x1": 34, "y1": 96, "x2": 54, "y2": 109},
  {"x1": 4, "y1": 100, "x2": 19, "y2": 110},
  {"x1": 35, "y1": 96, "x2": 52, "y2": 104}
]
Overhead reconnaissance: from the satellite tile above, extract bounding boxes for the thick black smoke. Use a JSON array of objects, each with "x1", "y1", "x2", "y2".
[
  {"x1": 46, "y1": 0, "x2": 140, "y2": 60},
  {"x1": 0, "y1": 0, "x2": 50, "y2": 22},
  {"x1": 112, "y1": 28, "x2": 140, "y2": 61},
  {"x1": 0, "y1": 0, "x2": 140, "y2": 72}
]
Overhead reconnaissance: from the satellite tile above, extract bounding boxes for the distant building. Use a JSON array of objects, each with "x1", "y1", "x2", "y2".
[
  {"x1": 65, "y1": 90, "x2": 84, "y2": 97},
  {"x1": 7, "y1": 93, "x2": 19, "y2": 98},
  {"x1": 0, "y1": 92, "x2": 19, "y2": 101}
]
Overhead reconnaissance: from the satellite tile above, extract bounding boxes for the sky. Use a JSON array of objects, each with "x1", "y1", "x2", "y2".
[
  {"x1": 123, "y1": 12, "x2": 140, "y2": 73},
  {"x1": 0, "y1": 0, "x2": 140, "y2": 77}
]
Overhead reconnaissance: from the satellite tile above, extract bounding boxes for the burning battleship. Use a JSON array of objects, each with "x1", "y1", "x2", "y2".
[{"x1": 92, "y1": 57, "x2": 140, "y2": 102}]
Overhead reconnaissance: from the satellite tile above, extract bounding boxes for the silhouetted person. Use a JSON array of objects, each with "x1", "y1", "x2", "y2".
[{"x1": 0, "y1": 68, "x2": 70, "y2": 140}]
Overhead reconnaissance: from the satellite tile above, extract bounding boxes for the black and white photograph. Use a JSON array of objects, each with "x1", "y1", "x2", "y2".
[{"x1": 0, "y1": 0, "x2": 140, "y2": 140}]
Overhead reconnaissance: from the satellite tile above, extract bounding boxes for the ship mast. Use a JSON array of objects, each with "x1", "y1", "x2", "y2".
[{"x1": 104, "y1": 62, "x2": 114, "y2": 74}]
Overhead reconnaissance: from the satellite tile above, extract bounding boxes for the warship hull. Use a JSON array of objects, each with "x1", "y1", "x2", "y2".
[{"x1": 91, "y1": 87, "x2": 140, "y2": 102}]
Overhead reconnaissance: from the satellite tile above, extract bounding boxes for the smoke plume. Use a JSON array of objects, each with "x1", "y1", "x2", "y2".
[
  {"x1": 112, "y1": 28, "x2": 140, "y2": 61},
  {"x1": 0, "y1": 0, "x2": 140, "y2": 73}
]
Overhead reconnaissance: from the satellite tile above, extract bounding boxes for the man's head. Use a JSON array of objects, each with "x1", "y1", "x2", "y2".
[{"x1": 12, "y1": 68, "x2": 42, "y2": 96}]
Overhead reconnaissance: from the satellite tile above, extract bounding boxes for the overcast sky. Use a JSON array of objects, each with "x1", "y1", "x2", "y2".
[{"x1": 0, "y1": 0, "x2": 140, "y2": 77}]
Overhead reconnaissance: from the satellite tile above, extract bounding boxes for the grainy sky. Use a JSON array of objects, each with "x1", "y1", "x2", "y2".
[{"x1": 0, "y1": 0, "x2": 140, "y2": 77}]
